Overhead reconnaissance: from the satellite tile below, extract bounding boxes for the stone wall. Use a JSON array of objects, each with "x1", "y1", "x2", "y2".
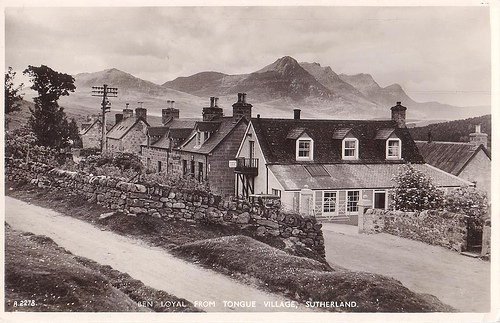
[
  {"x1": 5, "y1": 158, "x2": 325, "y2": 258},
  {"x1": 361, "y1": 208, "x2": 467, "y2": 252}
]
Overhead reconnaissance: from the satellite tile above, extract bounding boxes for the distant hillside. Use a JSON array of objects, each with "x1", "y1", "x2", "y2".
[{"x1": 408, "y1": 115, "x2": 491, "y2": 146}]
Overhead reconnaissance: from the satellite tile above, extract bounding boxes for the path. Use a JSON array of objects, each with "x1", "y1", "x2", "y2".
[
  {"x1": 5, "y1": 197, "x2": 309, "y2": 312},
  {"x1": 321, "y1": 222, "x2": 490, "y2": 312}
]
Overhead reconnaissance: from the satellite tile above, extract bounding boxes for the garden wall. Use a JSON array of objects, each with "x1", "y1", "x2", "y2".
[
  {"x1": 5, "y1": 158, "x2": 325, "y2": 258},
  {"x1": 361, "y1": 208, "x2": 467, "y2": 252}
]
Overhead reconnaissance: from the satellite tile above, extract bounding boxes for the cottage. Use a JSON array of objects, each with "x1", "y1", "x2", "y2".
[
  {"x1": 415, "y1": 125, "x2": 491, "y2": 197},
  {"x1": 174, "y1": 94, "x2": 251, "y2": 196},
  {"x1": 106, "y1": 107, "x2": 150, "y2": 153},
  {"x1": 80, "y1": 118, "x2": 103, "y2": 149},
  {"x1": 140, "y1": 103, "x2": 198, "y2": 173},
  {"x1": 234, "y1": 102, "x2": 471, "y2": 222}
]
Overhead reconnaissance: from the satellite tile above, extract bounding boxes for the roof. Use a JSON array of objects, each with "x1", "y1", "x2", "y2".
[
  {"x1": 269, "y1": 163, "x2": 472, "y2": 191},
  {"x1": 106, "y1": 117, "x2": 149, "y2": 140},
  {"x1": 197, "y1": 121, "x2": 221, "y2": 133},
  {"x1": 251, "y1": 118, "x2": 424, "y2": 164},
  {"x1": 80, "y1": 119, "x2": 101, "y2": 136},
  {"x1": 180, "y1": 117, "x2": 248, "y2": 154},
  {"x1": 148, "y1": 126, "x2": 169, "y2": 137},
  {"x1": 142, "y1": 118, "x2": 198, "y2": 150},
  {"x1": 415, "y1": 141, "x2": 491, "y2": 176}
]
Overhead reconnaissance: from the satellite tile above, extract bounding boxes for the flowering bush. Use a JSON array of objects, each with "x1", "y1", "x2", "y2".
[
  {"x1": 391, "y1": 164, "x2": 444, "y2": 211},
  {"x1": 444, "y1": 186, "x2": 489, "y2": 230}
]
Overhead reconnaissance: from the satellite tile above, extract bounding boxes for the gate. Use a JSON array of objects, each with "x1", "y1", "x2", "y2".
[{"x1": 466, "y1": 216, "x2": 483, "y2": 253}]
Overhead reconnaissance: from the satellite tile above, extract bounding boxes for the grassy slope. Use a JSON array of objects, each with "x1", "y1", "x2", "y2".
[
  {"x1": 172, "y1": 236, "x2": 455, "y2": 313},
  {"x1": 4, "y1": 224, "x2": 201, "y2": 312}
]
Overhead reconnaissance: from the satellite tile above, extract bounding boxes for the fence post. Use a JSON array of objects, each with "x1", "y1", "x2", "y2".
[{"x1": 357, "y1": 195, "x2": 372, "y2": 233}]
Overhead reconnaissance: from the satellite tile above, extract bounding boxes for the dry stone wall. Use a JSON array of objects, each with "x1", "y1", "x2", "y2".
[
  {"x1": 6, "y1": 158, "x2": 325, "y2": 258},
  {"x1": 361, "y1": 208, "x2": 467, "y2": 252}
]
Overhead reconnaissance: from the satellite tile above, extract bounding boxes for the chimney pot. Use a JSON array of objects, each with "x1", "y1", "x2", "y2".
[
  {"x1": 475, "y1": 124, "x2": 481, "y2": 133},
  {"x1": 397, "y1": 101, "x2": 402, "y2": 105},
  {"x1": 293, "y1": 109, "x2": 301, "y2": 120},
  {"x1": 210, "y1": 97, "x2": 215, "y2": 108},
  {"x1": 242, "y1": 93, "x2": 247, "y2": 104},
  {"x1": 214, "y1": 97, "x2": 219, "y2": 107}
]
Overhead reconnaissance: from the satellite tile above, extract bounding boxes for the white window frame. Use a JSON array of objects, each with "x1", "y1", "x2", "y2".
[
  {"x1": 386, "y1": 138, "x2": 402, "y2": 159},
  {"x1": 322, "y1": 191, "x2": 338, "y2": 216},
  {"x1": 194, "y1": 131, "x2": 202, "y2": 148},
  {"x1": 296, "y1": 138, "x2": 314, "y2": 161},
  {"x1": 346, "y1": 190, "x2": 360, "y2": 214},
  {"x1": 342, "y1": 138, "x2": 359, "y2": 160}
]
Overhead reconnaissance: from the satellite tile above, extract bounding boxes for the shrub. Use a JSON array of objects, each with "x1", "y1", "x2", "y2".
[
  {"x1": 391, "y1": 164, "x2": 444, "y2": 211},
  {"x1": 444, "y1": 186, "x2": 489, "y2": 230}
]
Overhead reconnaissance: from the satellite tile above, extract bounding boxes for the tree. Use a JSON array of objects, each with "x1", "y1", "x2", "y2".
[
  {"x1": 23, "y1": 65, "x2": 79, "y2": 148},
  {"x1": 5, "y1": 67, "x2": 24, "y2": 114},
  {"x1": 391, "y1": 164, "x2": 444, "y2": 211}
]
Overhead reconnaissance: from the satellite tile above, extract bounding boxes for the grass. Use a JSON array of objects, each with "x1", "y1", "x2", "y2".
[
  {"x1": 4, "y1": 224, "x2": 201, "y2": 312},
  {"x1": 172, "y1": 235, "x2": 456, "y2": 313}
]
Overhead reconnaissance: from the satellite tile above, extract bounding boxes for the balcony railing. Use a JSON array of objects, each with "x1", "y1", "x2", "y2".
[{"x1": 235, "y1": 158, "x2": 259, "y2": 175}]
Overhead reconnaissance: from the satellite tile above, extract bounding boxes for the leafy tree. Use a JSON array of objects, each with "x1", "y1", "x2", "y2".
[
  {"x1": 391, "y1": 164, "x2": 444, "y2": 211},
  {"x1": 5, "y1": 67, "x2": 24, "y2": 114},
  {"x1": 443, "y1": 186, "x2": 489, "y2": 230},
  {"x1": 23, "y1": 65, "x2": 79, "y2": 148}
]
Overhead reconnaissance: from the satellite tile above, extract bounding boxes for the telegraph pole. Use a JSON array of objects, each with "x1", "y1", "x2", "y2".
[{"x1": 92, "y1": 84, "x2": 118, "y2": 153}]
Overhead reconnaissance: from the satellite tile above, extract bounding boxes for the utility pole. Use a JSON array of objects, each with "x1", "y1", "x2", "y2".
[{"x1": 92, "y1": 84, "x2": 118, "y2": 153}]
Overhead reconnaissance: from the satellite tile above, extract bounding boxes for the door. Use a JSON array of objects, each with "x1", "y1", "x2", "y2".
[
  {"x1": 323, "y1": 191, "x2": 338, "y2": 218},
  {"x1": 374, "y1": 191, "x2": 386, "y2": 209}
]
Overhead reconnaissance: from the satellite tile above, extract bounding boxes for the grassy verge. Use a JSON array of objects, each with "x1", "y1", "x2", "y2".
[
  {"x1": 172, "y1": 235, "x2": 455, "y2": 313},
  {"x1": 4, "y1": 224, "x2": 201, "y2": 312}
]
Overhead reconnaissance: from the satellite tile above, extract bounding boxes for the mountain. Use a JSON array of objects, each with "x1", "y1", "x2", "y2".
[
  {"x1": 58, "y1": 68, "x2": 207, "y2": 120},
  {"x1": 24, "y1": 56, "x2": 488, "y2": 123}
]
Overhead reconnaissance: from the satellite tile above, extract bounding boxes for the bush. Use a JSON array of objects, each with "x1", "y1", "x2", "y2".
[
  {"x1": 444, "y1": 186, "x2": 489, "y2": 230},
  {"x1": 391, "y1": 164, "x2": 444, "y2": 212}
]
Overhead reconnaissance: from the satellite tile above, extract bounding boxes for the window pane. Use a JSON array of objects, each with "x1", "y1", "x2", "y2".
[
  {"x1": 347, "y1": 191, "x2": 359, "y2": 212},
  {"x1": 298, "y1": 140, "x2": 310, "y2": 157}
]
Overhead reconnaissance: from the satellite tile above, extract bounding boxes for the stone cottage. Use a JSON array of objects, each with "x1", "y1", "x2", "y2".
[
  {"x1": 173, "y1": 94, "x2": 252, "y2": 197},
  {"x1": 415, "y1": 125, "x2": 491, "y2": 197},
  {"x1": 106, "y1": 107, "x2": 150, "y2": 154},
  {"x1": 80, "y1": 118, "x2": 103, "y2": 149}
]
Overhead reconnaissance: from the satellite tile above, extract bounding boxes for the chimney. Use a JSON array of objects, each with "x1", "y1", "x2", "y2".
[
  {"x1": 469, "y1": 124, "x2": 488, "y2": 148},
  {"x1": 294, "y1": 109, "x2": 301, "y2": 120},
  {"x1": 232, "y1": 92, "x2": 252, "y2": 120},
  {"x1": 135, "y1": 107, "x2": 147, "y2": 121},
  {"x1": 115, "y1": 113, "x2": 123, "y2": 125},
  {"x1": 162, "y1": 102, "x2": 180, "y2": 125},
  {"x1": 123, "y1": 103, "x2": 133, "y2": 120},
  {"x1": 203, "y1": 96, "x2": 224, "y2": 121},
  {"x1": 391, "y1": 101, "x2": 407, "y2": 128}
]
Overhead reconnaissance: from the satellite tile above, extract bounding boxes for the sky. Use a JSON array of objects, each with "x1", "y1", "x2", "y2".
[{"x1": 4, "y1": 4, "x2": 493, "y2": 107}]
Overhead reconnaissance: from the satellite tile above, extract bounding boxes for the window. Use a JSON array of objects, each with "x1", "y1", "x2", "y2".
[
  {"x1": 157, "y1": 161, "x2": 162, "y2": 173},
  {"x1": 386, "y1": 139, "x2": 402, "y2": 159},
  {"x1": 182, "y1": 160, "x2": 187, "y2": 175},
  {"x1": 190, "y1": 160, "x2": 195, "y2": 175},
  {"x1": 346, "y1": 190, "x2": 360, "y2": 213},
  {"x1": 296, "y1": 139, "x2": 313, "y2": 160},
  {"x1": 323, "y1": 191, "x2": 337, "y2": 213},
  {"x1": 204, "y1": 131, "x2": 211, "y2": 142},
  {"x1": 271, "y1": 188, "x2": 281, "y2": 197},
  {"x1": 195, "y1": 131, "x2": 202, "y2": 148},
  {"x1": 342, "y1": 138, "x2": 358, "y2": 159}
]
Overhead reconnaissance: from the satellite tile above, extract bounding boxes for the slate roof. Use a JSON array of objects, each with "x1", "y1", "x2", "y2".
[
  {"x1": 415, "y1": 141, "x2": 490, "y2": 176},
  {"x1": 269, "y1": 163, "x2": 472, "y2": 191},
  {"x1": 80, "y1": 120, "x2": 101, "y2": 135},
  {"x1": 106, "y1": 117, "x2": 149, "y2": 140},
  {"x1": 148, "y1": 127, "x2": 169, "y2": 137},
  {"x1": 251, "y1": 118, "x2": 424, "y2": 164},
  {"x1": 142, "y1": 119, "x2": 198, "y2": 149},
  {"x1": 180, "y1": 117, "x2": 248, "y2": 154}
]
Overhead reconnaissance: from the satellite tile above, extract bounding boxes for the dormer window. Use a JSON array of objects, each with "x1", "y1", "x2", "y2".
[
  {"x1": 386, "y1": 138, "x2": 402, "y2": 159},
  {"x1": 296, "y1": 138, "x2": 313, "y2": 161},
  {"x1": 342, "y1": 138, "x2": 359, "y2": 160}
]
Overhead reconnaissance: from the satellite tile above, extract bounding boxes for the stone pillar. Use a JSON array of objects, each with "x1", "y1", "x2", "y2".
[
  {"x1": 300, "y1": 185, "x2": 314, "y2": 217},
  {"x1": 357, "y1": 195, "x2": 372, "y2": 233},
  {"x1": 481, "y1": 219, "x2": 491, "y2": 258}
]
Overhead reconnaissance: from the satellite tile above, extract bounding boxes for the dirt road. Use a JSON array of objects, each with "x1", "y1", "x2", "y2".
[
  {"x1": 5, "y1": 197, "x2": 310, "y2": 313},
  {"x1": 321, "y1": 222, "x2": 490, "y2": 312}
]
